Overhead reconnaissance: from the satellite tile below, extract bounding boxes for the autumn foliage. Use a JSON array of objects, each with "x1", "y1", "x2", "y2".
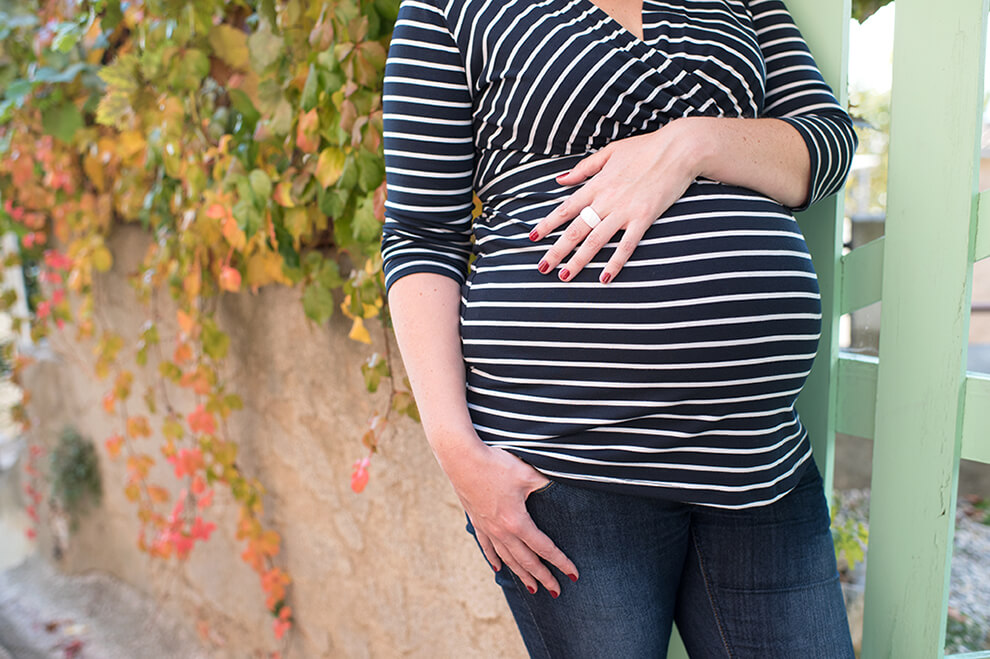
[{"x1": 0, "y1": 0, "x2": 420, "y2": 653}]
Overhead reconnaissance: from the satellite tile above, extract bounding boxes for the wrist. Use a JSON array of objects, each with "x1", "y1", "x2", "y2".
[
  {"x1": 427, "y1": 424, "x2": 489, "y2": 472},
  {"x1": 667, "y1": 116, "x2": 717, "y2": 180}
]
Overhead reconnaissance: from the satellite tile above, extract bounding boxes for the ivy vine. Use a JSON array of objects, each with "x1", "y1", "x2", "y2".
[{"x1": 0, "y1": 0, "x2": 418, "y2": 655}]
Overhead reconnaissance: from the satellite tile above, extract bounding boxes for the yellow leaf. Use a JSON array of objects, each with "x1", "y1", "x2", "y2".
[
  {"x1": 315, "y1": 147, "x2": 345, "y2": 187},
  {"x1": 117, "y1": 130, "x2": 146, "y2": 160},
  {"x1": 222, "y1": 215, "x2": 246, "y2": 250},
  {"x1": 273, "y1": 181, "x2": 295, "y2": 208},
  {"x1": 245, "y1": 249, "x2": 291, "y2": 293},
  {"x1": 349, "y1": 317, "x2": 371, "y2": 344},
  {"x1": 91, "y1": 245, "x2": 113, "y2": 272},
  {"x1": 209, "y1": 25, "x2": 250, "y2": 70},
  {"x1": 83, "y1": 150, "x2": 106, "y2": 192}
]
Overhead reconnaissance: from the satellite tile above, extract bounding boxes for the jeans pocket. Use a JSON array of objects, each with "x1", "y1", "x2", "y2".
[{"x1": 527, "y1": 479, "x2": 557, "y2": 498}]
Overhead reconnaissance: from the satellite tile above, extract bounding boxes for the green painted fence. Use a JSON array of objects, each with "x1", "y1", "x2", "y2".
[{"x1": 668, "y1": 1, "x2": 990, "y2": 656}]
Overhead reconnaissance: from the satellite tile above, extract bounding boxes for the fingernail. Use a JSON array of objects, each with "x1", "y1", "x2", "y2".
[
  {"x1": 550, "y1": 589, "x2": 560, "y2": 599},
  {"x1": 527, "y1": 585, "x2": 537, "y2": 595},
  {"x1": 559, "y1": 268, "x2": 571, "y2": 281},
  {"x1": 568, "y1": 573, "x2": 578, "y2": 583},
  {"x1": 556, "y1": 171, "x2": 570, "y2": 179},
  {"x1": 600, "y1": 272, "x2": 612, "y2": 285},
  {"x1": 538, "y1": 260, "x2": 550, "y2": 274},
  {"x1": 529, "y1": 229, "x2": 540, "y2": 241},
  {"x1": 492, "y1": 563, "x2": 500, "y2": 572}
]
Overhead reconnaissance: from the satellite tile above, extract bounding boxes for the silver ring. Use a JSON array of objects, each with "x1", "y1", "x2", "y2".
[{"x1": 579, "y1": 205, "x2": 602, "y2": 229}]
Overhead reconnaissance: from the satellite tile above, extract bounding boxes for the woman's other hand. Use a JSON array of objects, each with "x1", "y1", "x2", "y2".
[
  {"x1": 529, "y1": 116, "x2": 812, "y2": 284},
  {"x1": 438, "y1": 438, "x2": 578, "y2": 597}
]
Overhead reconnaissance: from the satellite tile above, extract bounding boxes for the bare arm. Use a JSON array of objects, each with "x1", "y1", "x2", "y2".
[{"x1": 388, "y1": 273, "x2": 579, "y2": 595}]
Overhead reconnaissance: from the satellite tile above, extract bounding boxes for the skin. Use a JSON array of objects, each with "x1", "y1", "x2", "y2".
[{"x1": 387, "y1": 0, "x2": 813, "y2": 598}]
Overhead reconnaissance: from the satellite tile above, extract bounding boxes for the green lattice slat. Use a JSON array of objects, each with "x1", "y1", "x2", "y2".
[
  {"x1": 860, "y1": 0, "x2": 988, "y2": 656},
  {"x1": 836, "y1": 355, "x2": 990, "y2": 466},
  {"x1": 840, "y1": 238, "x2": 884, "y2": 315},
  {"x1": 978, "y1": 190, "x2": 990, "y2": 262}
]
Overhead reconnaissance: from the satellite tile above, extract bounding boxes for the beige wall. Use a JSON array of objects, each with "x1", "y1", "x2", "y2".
[{"x1": 23, "y1": 225, "x2": 525, "y2": 658}]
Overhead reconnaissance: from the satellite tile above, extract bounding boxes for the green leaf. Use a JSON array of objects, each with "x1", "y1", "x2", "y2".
[
  {"x1": 352, "y1": 195, "x2": 381, "y2": 243},
  {"x1": 270, "y1": 99, "x2": 294, "y2": 136},
  {"x1": 42, "y1": 103, "x2": 84, "y2": 143},
  {"x1": 300, "y1": 64, "x2": 319, "y2": 112},
  {"x1": 51, "y1": 21, "x2": 83, "y2": 53},
  {"x1": 32, "y1": 63, "x2": 87, "y2": 84},
  {"x1": 356, "y1": 150, "x2": 384, "y2": 193},
  {"x1": 208, "y1": 25, "x2": 250, "y2": 70},
  {"x1": 201, "y1": 318, "x2": 230, "y2": 361},
  {"x1": 98, "y1": 53, "x2": 140, "y2": 93},
  {"x1": 302, "y1": 281, "x2": 335, "y2": 323},
  {"x1": 249, "y1": 169, "x2": 273, "y2": 204},
  {"x1": 248, "y1": 20, "x2": 283, "y2": 71},
  {"x1": 4, "y1": 79, "x2": 34, "y2": 104}
]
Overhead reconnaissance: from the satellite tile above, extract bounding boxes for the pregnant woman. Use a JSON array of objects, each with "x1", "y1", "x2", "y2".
[{"x1": 381, "y1": 0, "x2": 857, "y2": 656}]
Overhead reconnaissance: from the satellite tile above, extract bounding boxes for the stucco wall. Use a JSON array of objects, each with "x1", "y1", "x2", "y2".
[{"x1": 22, "y1": 224, "x2": 526, "y2": 658}]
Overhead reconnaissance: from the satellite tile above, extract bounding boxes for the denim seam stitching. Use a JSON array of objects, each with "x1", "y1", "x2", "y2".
[
  {"x1": 510, "y1": 572, "x2": 554, "y2": 659},
  {"x1": 691, "y1": 526, "x2": 734, "y2": 658}
]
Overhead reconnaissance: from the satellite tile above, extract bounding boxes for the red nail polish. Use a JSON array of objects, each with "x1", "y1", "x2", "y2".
[
  {"x1": 556, "y1": 171, "x2": 570, "y2": 179},
  {"x1": 559, "y1": 269, "x2": 571, "y2": 281},
  {"x1": 492, "y1": 563, "x2": 500, "y2": 572},
  {"x1": 600, "y1": 272, "x2": 612, "y2": 285},
  {"x1": 529, "y1": 229, "x2": 540, "y2": 241},
  {"x1": 550, "y1": 589, "x2": 560, "y2": 599},
  {"x1": 527, "y1": 585, "x2": 537, "y2": 595},
  {"x1": 538, "y1": 260, "x2": 550, "y2": 274},
  {"x1": 568, "y1": 573, "x2": 578, "y2": 583}
]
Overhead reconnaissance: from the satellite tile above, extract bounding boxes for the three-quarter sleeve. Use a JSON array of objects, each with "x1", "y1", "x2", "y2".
[
  {"x1": 380, "y1": 0, "x2": 476, "y2": 295},
  {"x1": 749, "y1": 0, "x2": 858, "y2": 211}
]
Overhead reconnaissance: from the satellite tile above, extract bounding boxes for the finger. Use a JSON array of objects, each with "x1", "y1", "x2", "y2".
[
  {"x1": 598, "y1": 218, "x2": 651, "y2": 285},
  {"x1": 474, "y1": 528, "x2": 502, "y2": 572},
  {"x1": 558, "y1": 218, "x2": 621, "y2": 282},
  {"x1": 554, "y1": 147, "x2": 611, "y2": 185},
  {"x1": 523, "y1": 525, "x2": 580, "y2": 586},
  {"x1": 490, "y1": 536, "x2": 541, "y2": 595},
  {"x1": 538, "y1": 214, "x2": 595, "y2": 275},
  {"x1": 500, "y1": 533, "x2": 562, "y2": 598},
  {"x1": 530, "y1": 189, "x2": 595, "y2": 243}
]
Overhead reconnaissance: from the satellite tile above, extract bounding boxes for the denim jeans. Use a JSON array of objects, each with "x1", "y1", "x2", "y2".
[{"x1": 465, "y1": 458, "x2": 855, "y2": 658}]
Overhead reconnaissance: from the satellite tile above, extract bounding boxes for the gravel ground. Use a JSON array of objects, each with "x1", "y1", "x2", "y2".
[{"x1": 833, "y1": 489, "x2": 990, "y2": 653}]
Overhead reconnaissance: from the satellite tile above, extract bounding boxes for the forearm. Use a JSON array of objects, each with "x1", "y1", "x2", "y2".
[
  {"x1": 387, "y1": 273, "x2": 484, "y2": 470},
  {"x1": 673, "y1": 116, "x2": 812, "y2": 209}
]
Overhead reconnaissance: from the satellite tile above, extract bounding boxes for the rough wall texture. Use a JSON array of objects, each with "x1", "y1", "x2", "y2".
[{"x1": 22, "y1": 224, "x2": 526, "y2": 658}]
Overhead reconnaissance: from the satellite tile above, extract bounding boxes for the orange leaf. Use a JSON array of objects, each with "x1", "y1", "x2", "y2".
[
  {"x1": 176, "y1": 309, "x2": 197, "y2": 337},
  {"x1": 126, "y1": 415, "x2": 152, "y2": 439},
  {"x1": 105, "y1": 434, "x2": 124, "y2": 458},
  {"x1": 147, "y1": 485, "x2": 170, "y2": 504},
  {"x1": 187, "y1": 403, "x2": 216, "y2": 435},
  {"x1": 102, "y1": 391, "x2": 116, "y2": 414},
  {"x1": 173, "y1": 341, "x2": 194, "y2": 364},
  {"x1": 295, "y1": 109, "x2": 320, "y2": 153}
]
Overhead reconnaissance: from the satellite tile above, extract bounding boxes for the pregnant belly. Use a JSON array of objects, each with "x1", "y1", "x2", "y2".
[{"x1": 460, "y1": 183, "x2": 822, "y2": 425}]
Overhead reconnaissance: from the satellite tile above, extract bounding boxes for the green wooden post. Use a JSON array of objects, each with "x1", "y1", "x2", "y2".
[
  {"x1": 861, "y1": 1, "x2": 988, "y2": 657},
  {"x1": 789, "y1": 0, "x2": 853, "y2": 500}
]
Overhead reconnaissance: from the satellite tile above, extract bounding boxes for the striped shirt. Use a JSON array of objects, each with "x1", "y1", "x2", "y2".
[{"x1": 381, "y1": 0, "x2": 857, "y2": 508}]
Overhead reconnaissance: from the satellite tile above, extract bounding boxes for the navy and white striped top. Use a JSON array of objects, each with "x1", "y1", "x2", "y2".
[{"x1": 381, "y1": 0, "x2": 856, "y2": 508}]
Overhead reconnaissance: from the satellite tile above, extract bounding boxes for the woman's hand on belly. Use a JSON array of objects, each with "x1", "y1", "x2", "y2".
[
  {"x1": 529, "y1": 120, "x2": 701, "y2": 285},
  {"x1": 529, "y1": 116, "x2": 812, "y2": 284},
  {"x1": 440, "y1": 439, "x2": 579, "y2": 596}
]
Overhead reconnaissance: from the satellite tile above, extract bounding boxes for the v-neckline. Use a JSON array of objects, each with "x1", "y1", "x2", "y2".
[{"x1": 580, "y1": 0, "x2": 647, "y2": 44}]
